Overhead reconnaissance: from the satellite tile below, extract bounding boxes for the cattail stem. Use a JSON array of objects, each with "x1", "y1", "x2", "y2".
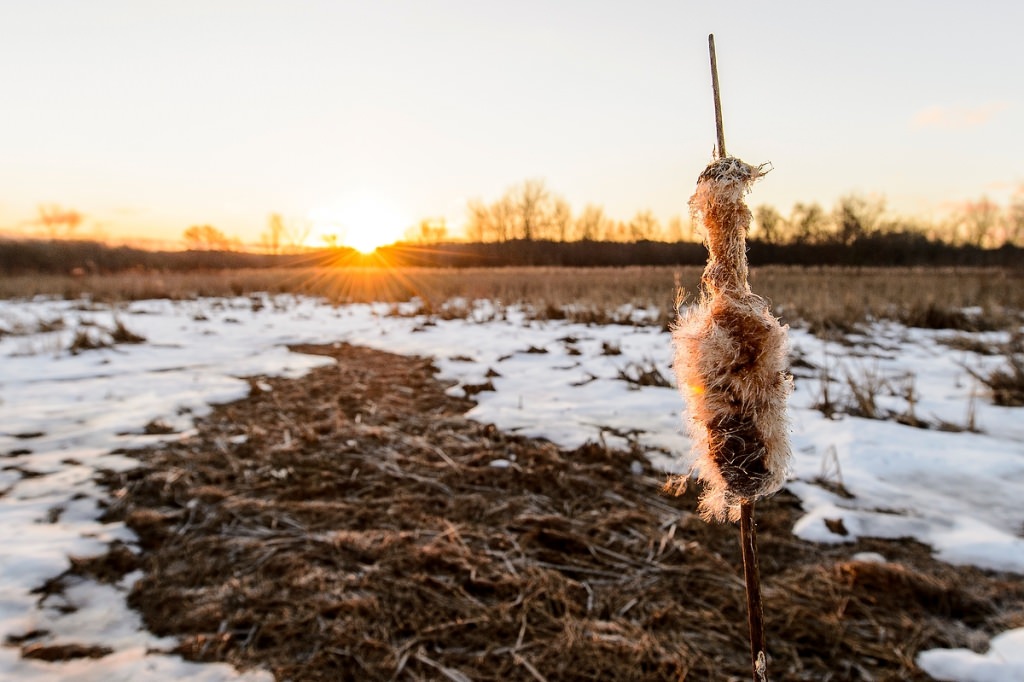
[
  {"x1": 708, "y1": 34, "x2": 726, "y2": 158},
  {"x1": 709, "y1": 35, "x2": 770, "y2": 681},
  {"x1": 740, "y1": 501, "x2": 768, "y2": 681}
]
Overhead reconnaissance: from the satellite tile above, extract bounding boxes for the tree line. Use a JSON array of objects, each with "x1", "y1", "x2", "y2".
[
  {"x1": 0, "y1": 238, "x2": 358, "y2": 275},
  {"x1": 752, "y1": 195, "x2": 1024, "y2": 249},
  {"x1": 460, "y1": 179, "x2": 1024, "y2": 249},
  {"x1": 5, "y1": 178, "x2": 1023, "y2": 267},
  {"x1": 3, "y1": 232, "x2": 1021, "y2": 276},
  {"x1": 463, "y1": 179, "x2": 688, "y2": 244}
]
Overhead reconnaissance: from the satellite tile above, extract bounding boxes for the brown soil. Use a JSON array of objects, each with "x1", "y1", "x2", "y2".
[{"x1": 86, "y1": 343, "x2": 1024, "y2": 681}]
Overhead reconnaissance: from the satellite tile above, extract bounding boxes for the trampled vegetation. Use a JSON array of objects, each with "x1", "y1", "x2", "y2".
[{"x1": 89, "y1": 342, "x2": 1024, "y2": 681}]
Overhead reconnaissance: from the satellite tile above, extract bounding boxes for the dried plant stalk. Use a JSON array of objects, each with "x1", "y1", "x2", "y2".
[{"x1": 668, "y1": 156, "x2": 792, "y2": 523}]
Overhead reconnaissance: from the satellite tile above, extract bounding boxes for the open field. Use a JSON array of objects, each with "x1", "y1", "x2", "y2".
[
  {"x1": 2, "y1": 265, "x2": 1023, "y2": 334},
  {"x1": 2, "y1": 272, "x2": 1024, "y2": 681}
]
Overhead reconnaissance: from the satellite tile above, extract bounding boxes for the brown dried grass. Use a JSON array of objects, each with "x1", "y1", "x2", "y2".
[
  {"x1": 82, "y1": 343, "x2": 1024, "y2": 681},
  {"x1": 3, "y1": 266, "x2": 1021, "y2": 333}
]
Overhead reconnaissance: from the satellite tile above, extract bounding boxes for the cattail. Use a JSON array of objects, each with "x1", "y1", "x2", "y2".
[{"x1": 668, "y1": 156, "x2": 792, "y2": 522}]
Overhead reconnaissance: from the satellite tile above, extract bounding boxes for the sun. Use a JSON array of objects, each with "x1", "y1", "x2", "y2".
[{"x1": 308, "y1": 193, "x2": 408, "y2": 254}]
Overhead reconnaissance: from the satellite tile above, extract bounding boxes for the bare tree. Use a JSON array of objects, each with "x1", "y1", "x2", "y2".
[
  {"x1": 753, "y1": 205, "x2": 784, "y2": 244},
  {"x1": 261, "y1": 214, "x2": 287, "y2": 254},
  {"x1": 789, "y1": 202, "x2": 828, "y2": 244},
  {"x1": 575, "y1": 204, "x2": 609, "y2": 241},
  {"x1": 464, "y1": 196, "x2": 512, "y2": 242},
  {"x1": 605, "y1": 220, "x2": 628, "y2": 242},
  {"x1": 491, "y1": 196, "x2": 515, "y2": 242},
  {"x1": 1007, "y1": 190, "x2": 1024, "y2": 246},
  {"x1": 183, "y1": 225, "x2": 232, "y2": 250},
  {"x1": 465, "y1": 199, "x2": 489, "y2": 243},
  {"x1": 833, "y1": 194, "x2": 886, "y2": 245},
  {"x1": 628, "y1": 210, "x2": 661, "y2": 241},
  {"x1": 665, "y1": 215, "x2": 687, "y2": 242},
  {"x1": 37, "y1": 204, "x2": 83, "y2": 239},
  {"x1": 466, "y1": 179, "x2": 568, "y2": 242},
  {"x1": 550, "y1": 197, "x2": 572, "y2": 242},
  {"x1": 405, "y1": 218, "x2": 448, "y2": 244},
  {"x1": 261, "y1": 213, "x2": 312, "y2": 253},
  {"x1": 956, "y1": 198, "x2": 1001, "y2": 247},
  {"x1": 515, "y1": 178, "x2": 549, "y2": 241}
]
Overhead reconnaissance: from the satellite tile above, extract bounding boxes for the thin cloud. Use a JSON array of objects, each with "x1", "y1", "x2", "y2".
[{"x1": 912, "y1": 102, "x2": 1009, "y2": 130}]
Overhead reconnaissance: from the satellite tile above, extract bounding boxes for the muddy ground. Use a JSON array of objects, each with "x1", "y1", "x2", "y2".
[{"x1": 72, "y1": 343, "x2": 1024, "y2": 680}]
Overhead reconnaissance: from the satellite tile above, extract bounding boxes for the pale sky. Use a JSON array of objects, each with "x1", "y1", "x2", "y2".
[{"x1": 1, "y1": 1, "x2": 1022, "y2": 248}]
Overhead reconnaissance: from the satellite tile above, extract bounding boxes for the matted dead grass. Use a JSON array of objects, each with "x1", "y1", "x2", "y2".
[{"x1": 84, "y1": 343, "x2": 1024, "y2": 681}]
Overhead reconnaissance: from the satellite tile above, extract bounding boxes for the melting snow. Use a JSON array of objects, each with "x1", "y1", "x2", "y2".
[{"x1": 1, "y1": 294, "x2": 1022, "y2": 681}]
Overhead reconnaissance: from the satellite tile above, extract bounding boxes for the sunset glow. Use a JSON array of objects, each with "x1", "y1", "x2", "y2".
[
  {"x1": 0, "y1": 2, "x2": 1020, "y2": 246},
  {"x1": 309, "y1": 195, "x2": 409, "y2": 254}
]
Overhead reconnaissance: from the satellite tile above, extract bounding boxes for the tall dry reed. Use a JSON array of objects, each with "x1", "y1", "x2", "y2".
[{"x1": 667, "y1": 153, "x2": 793, "y2": 682}]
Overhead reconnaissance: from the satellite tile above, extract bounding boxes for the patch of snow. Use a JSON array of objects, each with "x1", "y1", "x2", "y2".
[{"x1": 918, "y1": 628, "x2": 1024, "y2": 682}]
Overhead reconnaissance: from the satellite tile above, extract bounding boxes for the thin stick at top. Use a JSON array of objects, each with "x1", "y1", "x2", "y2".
[{"x1": 708, "y1": 34, "x2": 726, "y2": 158}]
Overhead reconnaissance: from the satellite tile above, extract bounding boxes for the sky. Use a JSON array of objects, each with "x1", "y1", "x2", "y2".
[{"x1": 1, "y1": 0, "x2": 1022, "y2": 248}]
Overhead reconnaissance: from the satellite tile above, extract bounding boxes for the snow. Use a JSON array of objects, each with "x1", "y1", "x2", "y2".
[
  {"x1": 918, "y1": 629, "x2": 1024, "y2": 682},
  {"x1": 1, "y1": 294, "x2": 1022, "y2": 681}
]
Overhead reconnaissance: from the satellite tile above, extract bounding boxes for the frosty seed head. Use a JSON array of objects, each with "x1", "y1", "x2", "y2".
[{"x1": 669, "y1": 156, "x2": 792, "y2": 522}]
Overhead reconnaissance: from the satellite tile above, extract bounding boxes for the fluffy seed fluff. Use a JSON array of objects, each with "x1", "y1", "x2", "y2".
[{"x1": 668, "y1": 157, "x2": 792, "y2": 522}]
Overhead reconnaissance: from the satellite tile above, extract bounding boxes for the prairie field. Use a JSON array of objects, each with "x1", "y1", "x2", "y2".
[
  {"x1": 7, "y1": 1, "x2": 1023, "y2": 680},
  {"x1": 3, "y1": 265, "x2": 1023, "y2": 332},
  {"x1": 2, "y1": 266, "x2": 1024, "y2": 681}
]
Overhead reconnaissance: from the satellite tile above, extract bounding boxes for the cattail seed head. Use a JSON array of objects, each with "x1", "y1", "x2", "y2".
[{"x1": 668, "y1": 157, "x2": 792, "y2": 522}]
